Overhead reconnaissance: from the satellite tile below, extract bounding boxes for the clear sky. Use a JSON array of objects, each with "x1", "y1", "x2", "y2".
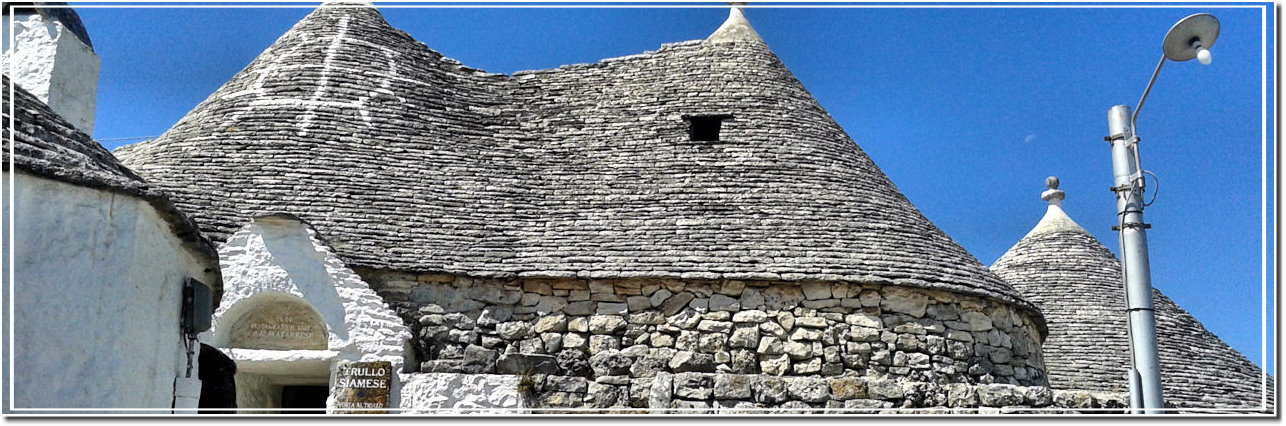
[{"x1": 74, "y1": 2, "x2": 1274, "y2": 373}]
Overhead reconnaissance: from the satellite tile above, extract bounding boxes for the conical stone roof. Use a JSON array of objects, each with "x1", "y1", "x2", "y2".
[
  {"x1": 991, "y1": 178, "x2": 1272, "y2": 411},
  {"x1": 115, "y1": 5, "x2": 1037, "y2": 315}
]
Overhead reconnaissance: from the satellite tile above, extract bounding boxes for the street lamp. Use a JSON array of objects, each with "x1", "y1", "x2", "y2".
[{"x1": 1105, "y1": 13, "x2": 1219, "y2": 415}]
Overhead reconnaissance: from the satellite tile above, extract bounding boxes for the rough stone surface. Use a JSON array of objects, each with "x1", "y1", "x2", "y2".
[
  {"x1": 992, "y1": 203, "x2": 1274, "y2": 411},
  {"x1": 113, "y1": 5, "x2": 1037, "y2": 317}
]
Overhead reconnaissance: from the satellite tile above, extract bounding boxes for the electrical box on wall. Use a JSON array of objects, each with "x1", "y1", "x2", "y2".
[{"x1": 182, "y1": 278, "x2": 213, "y2": 335}]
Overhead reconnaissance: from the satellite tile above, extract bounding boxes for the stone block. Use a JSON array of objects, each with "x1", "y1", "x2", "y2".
[
  {"x1": 585, "y1": 382, "x2": 619, "y2": 408},
  {"x1": 880, "y1": 287, "x2": 928, "y2": 318},
  {"x1": 730, "y1": 349, "x2": 758, "y2": 374},
  {"x1": 538, "y1": 332, "x2": 563, "y2": 352},
  {"x1": 628, "y1": 311, "x2": 664, "y2": 325},
  {"x1": 709, "y1": 294, "x2": 739, "y2": 311},
  {"x1": 669, "y1": 351, "x2": 715, "y2": 373},
  {"x1": 867, "y1": 379, "x2": 904, "y2": 400},
  {"x1": 597, "y1": 302, "x2": 629, "y2": 315},
  {"x1": 792, "y1": 357, "x2": 821, "y2": 374},
  {"x1": 495, "y1": 321, "x2": 530, "y2": 340},
  {"x1": 588, "y1": 315, "x2": 628, "y2": 334},
  {"x1": 728, "y1": 325, "x2": 759, "y2": 349},
  {"x1": 759, "y1": 354, "x2": 790, "y2": 376},
  {"x1": 849, "y1": 326, "x2": 880, "y2": 342},
  {"x1": 759, "y1": 321, "x2": 787, "y2": 337},
  {"x1": 556, "y1": 349, "x2": 592, "y2": 376},
  {"x1": 562, "y1": 333, "x2": 588, "y2": 351},
  {"x1": 739, "y1": 289, "x2": 765, "y2": 309},
  {"x1": 649, "y1": 372, "x2": 674, "y2": 409},
  {"x1": 689, "y1": 297, "x2": 710, "y2": 311},
  {"x1": 698, "y1": 333, "x2": 727, "y2": 352},
  {"x1": 977, "y1": 383, "x2": 1023, "y2": 407},
  {"x1": 762, "y1": 286, "x2": 805, "y2": 310},
  {"x1": 1024, "y1": 386, "x2": 1053, "y2": 407},
  {"x1": 794, "y1": 317, "x2": 828, "y2": 329},
  {"x1": 460, "y1": 347, "x2": 493, "y2": 373},
  {"x1": 801, "y1": 282, "x2": 832, "y2": 300},
  {"x1": 649, "y1": 289, "x2": 673, "y2": 307},
  {"x1": 659, "y1": 292, "x2": 695, "y2": 316},
  {"x1": 589, "y1": 335, "x2": 620, "y2": 354},
  {"x1": 784, "y1": 340, "x2": 812, "y2": 360},
  {"x1": 673, "y1": 373, "x2": 713, "y2": 400},
  {"x1": 496, "y1": 353, "x2": 560, "y2": 375},
  {"x1": 731, "y1": 310, "x2": 767, "y2": 323},
  {"x1": 802, "y1": 299, "x2": 840, "y2": 309},
  {"x1": 546, "y1": 375, "x2": 589, "y2": 393},
  {"x1": 533, "y1": 314, "x2": 568, "y2": 333},
  {"x1": 713, "y1": 374, "x2": 754, "y2": 400},
  {"x1": 626, "y1": 296, "x2": 652, "y2": 312},
  {"x1": 787, "y1": 377, "x2": 830, "y2": 403},
  {"x1": 565, "y1": 301, "x2": 596, "y2": 316},
  {"x1": 829, "y1": 377, "x2": 866, "y2": 400},
  {"x1": 961, "y1": 311, "x2": 993, "y2": 331},
  {"x1": 443, "y1": 313, "x2": 475, "y2": 330},
  {"x1": 842, "y1": 399, "x2": 893, "y2": 413},
  {"x1": 589, "y1": 350, "x2": 633, "y2": 376},
  {"x1": 754, "y1": 377, "x2": 789, "y2": 404},
  {"x1": 684, "y1": 318, "x2": 726, "y2": 333},
  {"x1": 790, "y1": 327, "x2": 823, "y2": 341}
]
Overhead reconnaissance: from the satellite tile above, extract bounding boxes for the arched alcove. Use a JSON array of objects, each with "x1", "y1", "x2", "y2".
[{"x1": 217, "y1": 292, "x2": 329, "y2": 351}]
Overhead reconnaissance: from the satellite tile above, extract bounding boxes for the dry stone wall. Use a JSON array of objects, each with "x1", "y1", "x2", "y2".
[
  {"x1": 361, "y1": 270, "x2": 1047, "y2": 399},
  {"x1": 394, "y1": 372, "x2": 1126, "y2": 414}
]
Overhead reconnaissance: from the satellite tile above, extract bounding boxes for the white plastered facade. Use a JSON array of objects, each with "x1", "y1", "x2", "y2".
[
  {"x1": 2, "y1": 12, "x2": 100, "y2": 135},
  {"x1": 5, "y1": 171, "x2": 217, "y2": 413},
  {"x1": 207, "y1": 215, "x2": 411, "y2": 413}
]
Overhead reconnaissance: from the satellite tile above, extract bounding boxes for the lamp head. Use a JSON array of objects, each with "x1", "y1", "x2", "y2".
[{"x1": 1162, "y1": 13, "x2": 1220, "y2": 62}]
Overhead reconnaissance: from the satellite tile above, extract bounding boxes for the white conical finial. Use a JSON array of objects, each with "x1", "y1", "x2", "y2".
[
  {"x1": 1023, "y1": 175, "x2": 1087, "y2": 238},
  {"x1": 707, "y1": 2, "x2": 763, "y2": 43},
  {"x1": 1041, "y1": 176, "x2": 1065, "y2": 206}
]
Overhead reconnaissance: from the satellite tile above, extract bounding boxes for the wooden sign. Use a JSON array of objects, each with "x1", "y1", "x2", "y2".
[{"x1": 331, "y1": 360, "x2": 392, "y2": 414}]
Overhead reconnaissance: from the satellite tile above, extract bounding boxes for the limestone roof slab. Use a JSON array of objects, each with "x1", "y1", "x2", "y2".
[{"x1": 113, "y1": 5, "x2": 1039, "y2": 318}]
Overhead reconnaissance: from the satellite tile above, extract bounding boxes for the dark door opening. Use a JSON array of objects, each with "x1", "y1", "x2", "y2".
[
  {"x1": 197, "y1": 344, "x2": 237, "y2": 414},
  {"x1": 280, "y1": 385, "x2": 328, "y2": 414}
]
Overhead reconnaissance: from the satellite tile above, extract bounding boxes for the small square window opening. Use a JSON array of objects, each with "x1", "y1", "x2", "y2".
[{"x1": 684, "y1": 114, "x2": 733, "y2": 142}]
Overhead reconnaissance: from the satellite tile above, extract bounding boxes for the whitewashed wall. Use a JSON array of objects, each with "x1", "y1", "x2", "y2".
[
  {"x1": 2, "y1": 13, "x2": 100, "y2": 134},
  {"x1": 209, "y1": 215, "x2": 411, "y2": 410},
  {"x1": 6, "y1": 171, "x2": 217, "y2": 412}
]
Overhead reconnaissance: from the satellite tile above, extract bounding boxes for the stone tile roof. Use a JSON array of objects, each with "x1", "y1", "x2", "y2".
[
  {"x1": 991, "y1": 192, "x2": 1272, "y2": 411},
  {"x1": 112, "y1": 5, "x2": 1037, "y2": 316},
  {"x1": 2, "y1": 75, "x2": 218, "y2": 272}
]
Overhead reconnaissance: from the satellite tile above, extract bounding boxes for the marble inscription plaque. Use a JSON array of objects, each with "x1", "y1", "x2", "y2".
[
  {"x1": 227, "y1": 302, "x2": 327, "y2": 350},
  {"x1": 332, "y1": 360, "x2": 392, "y2": 414}
]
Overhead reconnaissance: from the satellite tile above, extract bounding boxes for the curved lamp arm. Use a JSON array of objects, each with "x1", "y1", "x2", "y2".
[{"x1": 1130, "y1": 54, "x2": 1168, "y2": 135}]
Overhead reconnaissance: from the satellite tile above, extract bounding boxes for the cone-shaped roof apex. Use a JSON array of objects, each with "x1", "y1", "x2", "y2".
[
  {"x1": 1024, "y1": 176, "x2": 1089, "y2": 239},
  {"x1": 708, "y1": 4, "x2": 763, "y2": 43},
  {"x1": 992, "y1": 177, "x2": 1271, "y2": 411}
]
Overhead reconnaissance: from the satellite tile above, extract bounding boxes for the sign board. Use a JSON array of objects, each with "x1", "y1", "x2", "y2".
[
  {"x1": 331, "y1": 360, "x2": 393, "y2": 414},
  {"x1": 227, "y1": 301, "x2": 327, "y2": 350}
]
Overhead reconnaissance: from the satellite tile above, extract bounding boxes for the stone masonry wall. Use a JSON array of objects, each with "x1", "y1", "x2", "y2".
[
  {"x1": 397, "y1": 372, "x2": 1129, "y2": 414},
  {"x1": 359, "y1": 270, "x2": 1048, "y2": 399}
]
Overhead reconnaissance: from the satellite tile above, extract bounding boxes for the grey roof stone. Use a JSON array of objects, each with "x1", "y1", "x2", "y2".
[
  {"x1": 991, "y1": 195, "x2": 1272, "y2": 411},
  {"x1": 113, "y1": 5, "x2": 1038, "y2": 319},
  {"x1": 2, "y1": 75, "x2": 218, "y2": 274}
]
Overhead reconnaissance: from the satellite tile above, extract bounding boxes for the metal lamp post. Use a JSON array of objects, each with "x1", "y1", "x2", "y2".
[{"x1": 1106, "y1": 13, "x2": 1219, "y2": 415}]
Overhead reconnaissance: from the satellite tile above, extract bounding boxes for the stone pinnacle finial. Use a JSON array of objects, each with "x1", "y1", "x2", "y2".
[
  {"x1": 707, "y1": 2, "x2": 763, "y2": 43},
  {"x1": 1041, "y1": 176, "x2": 1066, "y2": 205}
]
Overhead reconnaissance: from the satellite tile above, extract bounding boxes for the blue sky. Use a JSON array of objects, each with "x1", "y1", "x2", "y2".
[{"x1": 74, "y1": 2, "x2": 1274, "y2": 374}]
